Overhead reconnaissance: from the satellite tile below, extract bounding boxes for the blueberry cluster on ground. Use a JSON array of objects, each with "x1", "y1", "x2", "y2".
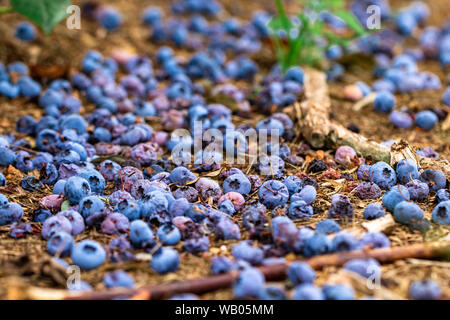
[{"x1": 0, "y1": 0, "x2": 449, "y2": 300}]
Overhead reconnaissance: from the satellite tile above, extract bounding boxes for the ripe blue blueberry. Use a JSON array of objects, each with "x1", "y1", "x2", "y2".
[
  {"x1": 292, "y1": 284, "x2": 324, "y2": 300},
  {"x1": 382, "y1": 185, "x2": 410, "y2": 212},
  {"x1": 374, "y1": 91, "x2": 395, "y2": 113},
  {"x1": 78, "y1": 195, "x2": 105, "y2": 219},
  {"x1": 322, "y1": 283, "x2": 355, "y2": 300},
  {"x1": 151, "y1": 248, "x2": 180, "y2": 274},
  {"x1": 157, "y1": 223, "x2": 181, "y2": 245},
  {"x1": 233, "y1": 267, "x2": 265, "y2": 299},
  {"x1": 344, "y1": 258, "x2": 381, "y2": 278},
  {"x1": 369, "y1": 161, "x2": 397, "y2": 190},
  {"x1": 47, "y1": 231, "x2": 74, "y2": 257},
  {"x1": 396, "y1": 159, "x2": 419, "y2": 184},
  {"x1": 183, "y1": 236, "x2": 209, "y2": 253},
  {"x1": 211, "y1": 256, "x2": 234, "y2": 275},
  {"x1": 0, "y1": 172, "x2": 5, "y2": 187},
  {"x1": 15, "y1": 22, "x2": 36, "y2": 41},
  {"x1": 390, "y1": 111, "x2": 413, "y2": 129},
  {"x1": 130, "y1": 220, "x2": 155, "y2": 249},
  {"x1": 79, "y1": 169, "x2": 105, "y2": 194},
  {"x1": 288, "y1": 200, "x2": 314, "y2": 219},
  {"x1": 316, "y1": 219, "x2": 341, "y2": 234},
  {"x1": 419, "y1": 169, "x2": 446, "y2": 192},
  {"x1": 436, "y1": 189, "x2": 450, "y2": 203},
  {"x1": 282, "y1": 176, "x2": 302, "y2": 196},
  {"x1": 169, "y1": 167, "x2": 196, "y2": 186},
  {"x1": 223, "y1": 174, "x2": 251, "y2": 195},
  {"x1": 97, "y1": 7, "x2": 123, "y2": 31},
  {"x1": 232, "y1": 241, "x2": 264, "y2": 265},
  {"x1": 394, "y1": 201, "x2": 424, "y2": 224},
  {"x1": 284, "y1": 66, "x2": 304, "y2": 84},
  {"x1": 303, "y1": 233, "x2": 332, "y2": 257},
  {"x1": 64, "y1": 176, "x2": 91, "y2": 204},
  {"x1": 432, "y1": 201, "x2": 450, "y2": 225},
  {"x1": 104, "y1": 270, "x2": 135, "y2": 288},
  {"x1": 363, "y1": 203, "x2": 386, "y2": 220},
  {"x1": 291, "y1": 185, "x2": 317, "y2": 204},
  {"x1": 0, "y1": 202, "x2": 23, "y2": 226},
  {"x1": 409, "y1": 280, "x2": 441, "y2": 300},
  {"x1": 332, "y1": 231, "x2": 360, "y2": 252},
  {"x1": 359, "y1": 232, "x2": 391, "y2": 249},
  {"x1": 288, "y1": 262, "x2": 315, "y2": 285},
  {"x1": 71, "y1": 240, "x2": 107, "y2": 270},
  {"x1": 415, "y1": 111, "x2": 438, "y2": 131},
  {"x1": 258, "y1": 180, "x2": 289, "y2": 209}
]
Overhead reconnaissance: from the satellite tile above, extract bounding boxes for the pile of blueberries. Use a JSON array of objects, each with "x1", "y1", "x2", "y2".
[{"x1": 0, "y1": 0, "x2": 449, "y2": 299}]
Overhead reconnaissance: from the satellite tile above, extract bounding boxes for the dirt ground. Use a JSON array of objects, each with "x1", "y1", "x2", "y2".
[{"x1": 0, "y1": 0, "x2": 449, "y2": 300}]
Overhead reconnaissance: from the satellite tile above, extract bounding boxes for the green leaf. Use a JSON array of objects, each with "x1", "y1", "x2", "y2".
[
  {"x1": 267, "y1": 16, "x2": 293, "y2": 31},
  {"x1": 334, "y1": 10, "x2": 367, "y2": 36},
  {"x1": 61, "y1": 200, "x2": 71, "y2": 212},
  {"x1": 11, "y1": 0, "x2": 70, "y2": 34}
]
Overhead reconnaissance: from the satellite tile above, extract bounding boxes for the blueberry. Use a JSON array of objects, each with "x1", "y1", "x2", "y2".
[
  {"x1": 47, "y1": 231, "x2": 74, "y2": 257},
  {"x1": 409, "y1": 280, "x2": 441, "y2": 300},
  {"x1": 303, "y1": 233, "x2": 332, "y2": 257},
  {"x1": 436, "y1": 189, "x2": 450, "y2": 203},
  {"x1": 21, "y1": 175, "x2": 42, "y2": 191},
  {"x1": 218, "y1": 199, "x2": 236, "y2": 216},
  {"x1": 258, "y1": 180, "x2": 289, "y2": 209},
  {"x1": 322, "y1": 284, "x2": 355, "y2": 300},
  {"x1": 332, "y1": 231, "x2": 360, "y2": 252},
  {"x1": 71, "y1": 240, "x2": 107, "y2": 270},
  {"x1": 316, "y1": 219, "x2": 341, "y2": 234},
  {"x1": 344, "y1": 258, "x2": 381, "y2": 278},
  {"x1": 215, "y1": 218, "x2": 241, "y2": 240},
  {"x1": 64, "y1": 176, "x2": 91, "y2": 204},
  {"x1": 396, "y1": 159, "x2": 419, "y2": 184},
  {"x1": 233, "y1": 267, "x2": 265, "y2": 299},
  {"x1": 432, "y1": 201, "x2": 450, "y2": 225},
  {"x1": 142, "y1": 6, "x2": 162, "y2": 26},
  {"x1": 32, "y1": 208, "x2": 52, "y2": 223},
  {"x1": 151, "y1": 248, "x2": 180, "y2": 274},
  {"x1": 183, "y1": 236, "x2": 209, "y2": 253},
  {"x1": 129, "y1": 220, "x2": 155, "y2": 249},
  {"x1": 442, "y1": 87, "x2": 450, "y2": 107},
  {"x1": 0, "y1": 202, "x2": 23, "y2": 226},
  {"x1": 40, "y1": 163, "x2": 59, "y2": 185},
  {"x1": 415, "y1": 111, "x2": 438, "y2": 131},
  {"x1": 405, "y1": 180, "x2": 429, "y2": 201},
  {"x1": 115, "y1": 198, "x2": 140, "y2": 221},
  {"x1": 288, "y1": 262, "x2": 315, "y2": 285},
  {"x1": 15, "y1": 22, "x2": 36, "y2": 41},
  {"x1": 355, "y1": 182, "x2": 382, "y2": 200},
  {"x1": 16, "y1": 115, "x2": 36, "y2": 135},
  {"x1": 419, "y1": 169, "x2": 446, "y2": 192},
  {"x1": 374, "y1": 91, "x2": 395, "y2": 113},
  {"x1": 359, "y1": 232, "x2": 391, "y2": 249},
  {"x1": 57, "y1": 209, "x2": 85, "y2": 236},
  {"x1": 79, "y1": 169, "x2": 105, "y2": 194},
  {"x1": 369, "y1": 161, "x2": 397, "y2": 189},
  {"x1": 256, "y1": 118, "x2": 284, "y2": 136},
  {"x1": 282, "y1": 176, "x2": 302, "y2": 196},
  {"x1": 104, "y1": 270, "x2": 135, "y2": 288},
  {"x1": 335, "y1": 146, "x2": 357, "y2": 166},
  {"x1": 232, "y1": 241, "x2": 264, "y2": 265},
  {"x1": 0, "y1": 173, "x2": 6, "y2": 186},
  {"x1": 291, "y1": 185, "x2": 317, "y2": 204},
  {"x1": 0, "y1": 147, "x2": 16, "y2": 166},
  {"x1": 195, "y1": 178, "x2": 222, "y2": 203},
  {"x1": 0, "y1": 194, "x2": 8, "y2": 207},
  {"x1": 78, "y1": 195, "x2": 105, "y2": 219},
  {"x1": 211, "y1": 256, "x2": 234, "y2": 275},
  {"x1": 363, "y1": 203, "x2": 386, "y2": 220},
  {"x1": 101, "y1": 213, "x2": 130, "y2": 235},
  {"x1": 41, "y1": 215, "x2": 72, "y2": 240},
  {"x1": 394, "y1": 201, "x2": 424, "y2": 225},
  {"x1": 169, "y1": 167, "x2": 196, "y2": 186},
  {"x1": 223, "y1": 174, "x2": 251, "y2": 195},
  {"x1": 390, "y1": 111, "x2": 413, "y2": 129},
  {"x1": 98, "y1": 160, "x2": 121, "y2": 182},
  {"x1": 292, "y1": 284, "x2": 324, "y2": 300},
  {"x1": 157, "y1": 223, "x2": 181, "y2": 245},
  {"x1": 284, "y1": 66, "x2": 304, "y2": 84},
  {"x1": 259, "y1": 285, "x2": 286, "y2": 300},
  {"x1": 97, "y1": 7, "x2": 123, "y2": 30},
  {"x1": 328, "y1": 194, "x2": 354, "y2": 221},
  {"x1": 382, "y1": 185, "x2": 410, "y2": 212},
  {"x1": 288, "y1": 200, "x2": 314, "y2": 219}
]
